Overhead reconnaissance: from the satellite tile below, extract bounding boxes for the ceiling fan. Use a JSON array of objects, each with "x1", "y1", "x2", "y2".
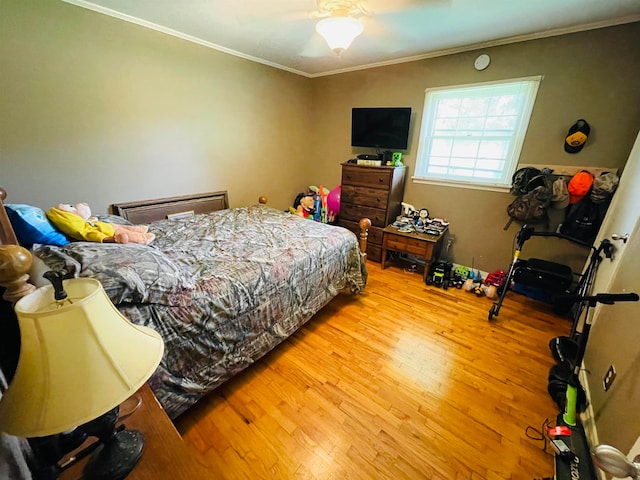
[
  {"x1": 313, "y1": 1, "x2": 369, "y2": 55},
  {"x1": 237, "y1": 0, "x2": 446, "y2": 58}
]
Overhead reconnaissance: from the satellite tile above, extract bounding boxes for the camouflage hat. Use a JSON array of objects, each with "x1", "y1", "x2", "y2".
[
  {"x1": 590, "y1": 172, "x2": 619, "y2": 204},
  {"x1": 550, "y1": 176, "x2": 570, "y2": 209}
]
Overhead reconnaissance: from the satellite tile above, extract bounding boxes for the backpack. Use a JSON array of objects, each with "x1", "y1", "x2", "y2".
[
  {"x1": 559, "y1": 196, "x2": 608, "y2": 244},
  {"x1": 510, "y1": 167, "x2": 548, "y2": 196},
  {"x1": 504, "y1": 185, "x2": 552, "y2": 230}
]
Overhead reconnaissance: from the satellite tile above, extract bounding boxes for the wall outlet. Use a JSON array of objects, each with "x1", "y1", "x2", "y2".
[{"x1": 603, "y1": 364, "x2": 617, "y2": 391}]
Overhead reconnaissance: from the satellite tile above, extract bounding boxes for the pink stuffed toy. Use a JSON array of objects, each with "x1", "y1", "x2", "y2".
[{"x1": 47, "y1": 203, "x2": 155, "y2": 245}]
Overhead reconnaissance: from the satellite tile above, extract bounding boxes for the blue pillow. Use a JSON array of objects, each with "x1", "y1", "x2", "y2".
[{"x1": 6, "y1": 204, "x2": 70, "y2": 248}]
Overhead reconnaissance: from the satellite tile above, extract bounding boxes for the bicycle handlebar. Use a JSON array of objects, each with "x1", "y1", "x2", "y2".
[
  {"x1": 516, "y1": 224, "x2": 593, "y2": 248},
  {"x1": 528, "y1": 230, "x2": 593, "y2": 248}
]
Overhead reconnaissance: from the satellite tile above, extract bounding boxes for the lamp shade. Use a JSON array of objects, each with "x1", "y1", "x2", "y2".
[
  {"x1": 0, "y1": 278, "x2": 164, "y2": 437},
  {"x1": 315, "y1": 16, "x2": 363, "y2": 54}
]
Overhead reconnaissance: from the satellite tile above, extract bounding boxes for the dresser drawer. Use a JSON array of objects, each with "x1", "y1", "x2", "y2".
[
  {"x1": 337, "y1": 221, "x2": 382, "y2": 261},
  {"x1": 340, "y1": 220, "x2": 383, "y2": 246},
  {"x1": 341, "y1": 203, "x2": 387, "y2": 228},
  {"x1": 342, "y1": 166, "x2": 393, "y2": 189},
  {"x1": 368, "y1": 226, "x2": 384, "y2": 245},
  {"x1": 366, "y1": 244, "x2": 382, "y2": 263},
  {"x1": 341, "y1": 185, "x2": 389, "y2": 209}
]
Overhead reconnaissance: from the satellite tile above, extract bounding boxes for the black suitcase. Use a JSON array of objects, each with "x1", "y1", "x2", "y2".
[{"x1": 513, "y1": 258, "x2": 574, "y2": 293}]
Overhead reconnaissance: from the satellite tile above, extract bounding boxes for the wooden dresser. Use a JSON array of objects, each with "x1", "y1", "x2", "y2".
[{"x1": 339, "y1": 163, "x2": 407, "y2": 262}]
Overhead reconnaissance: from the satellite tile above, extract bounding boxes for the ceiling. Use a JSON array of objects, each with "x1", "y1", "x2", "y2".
[{"x1": 63, "y1": 0, "x2": 640, "y2": 77}]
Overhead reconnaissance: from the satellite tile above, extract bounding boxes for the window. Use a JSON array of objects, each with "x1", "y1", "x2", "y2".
[{"x1": 414, "y1": 76, "x2": 541, "y2": 191}]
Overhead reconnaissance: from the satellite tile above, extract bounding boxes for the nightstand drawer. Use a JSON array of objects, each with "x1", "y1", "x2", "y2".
[
  {"x1": 341, "y1": 185, "x2": 389, "y2": 209},
  {"x1": 342, "y1": 166, "x2": 393, "y2": 189},
  {"x1": 385, "y1": 234, "x2": 431, "y2": 257}
]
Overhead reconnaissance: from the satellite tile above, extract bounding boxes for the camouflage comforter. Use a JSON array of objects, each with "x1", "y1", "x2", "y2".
[{"x1": 34, "y1": 205, "x2": 367, "y2": 418}]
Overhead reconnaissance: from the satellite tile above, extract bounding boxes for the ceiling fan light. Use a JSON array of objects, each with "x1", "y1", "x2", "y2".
[{"x1": 316, "y1": 16, "x2": 363, "y2": 55}]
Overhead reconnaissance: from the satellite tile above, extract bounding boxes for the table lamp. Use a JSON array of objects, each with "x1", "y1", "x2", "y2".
[{"x1": 0, "y1": 273, "x2": 164, "y2": 479}]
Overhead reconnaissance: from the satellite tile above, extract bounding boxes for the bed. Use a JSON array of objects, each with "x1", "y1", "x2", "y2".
[{"x1": 0, "y1": 188, "x2": 370, "y2": 419}]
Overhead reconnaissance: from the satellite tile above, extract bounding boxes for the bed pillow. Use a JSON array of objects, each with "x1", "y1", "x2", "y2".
[
  {"x1": 32, "y1": 243, "x2": 190, "y2": 305},
  {"x1": 5, "y1": 204, "x2": 69, "y2": 248}
]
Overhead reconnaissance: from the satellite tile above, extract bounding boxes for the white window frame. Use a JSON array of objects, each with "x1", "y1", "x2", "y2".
[{"x1": 413, "y1": 76, "x2": 542, "y2": 192}]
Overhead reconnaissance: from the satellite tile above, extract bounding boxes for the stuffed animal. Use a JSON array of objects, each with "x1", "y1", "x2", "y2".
[
  {"x1": 47, "y1": 203, "x2": 155, "y2": 245},
  {"x1": 289, "y1": 192, "x2": 315, "y2": 219}
]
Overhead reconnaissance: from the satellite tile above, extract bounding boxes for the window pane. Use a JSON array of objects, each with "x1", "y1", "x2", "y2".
[
  {"x1": 431, "y1": 139, "x2": 452, "y2": 156},
  {"x1": 451, "y1": 140, "x2": 479, "y2": 158},
  {"x1": 457, "y1": 117, "x2": 485, "y2": 133},
  {"x1": 436, "y1": 98, "x2": 461, "y2": 117},
  {"x1": 488, "y1": 94, "x2": 519, "y2": 116},
  {"x1": 460, "y1": 97, "x2": 489, "y2": 117},
  {"x1": 430, "y1": 156, "x2": 450, "y2": 166},
  {"x1": 450, "y1": 167, "x2": 475, "y2": 177},
  {"x1": 450, "y1": 157, "x2": 476, "y2": 168},
  {"x1": 478, "y1": 140, "x2": 507, "y2": 159},
  {"x1": 485, "y1": 115, "x2": 516, "y2": 133},
  {"x1": 434, "y1": 118, "x2": 457, "y2": 134},
  {"x1": 476, "y1": 158, "x2": 503, "y2": 171},
  {"x1": 428, "y1": 165, "x2": 449, "y2": 175}
]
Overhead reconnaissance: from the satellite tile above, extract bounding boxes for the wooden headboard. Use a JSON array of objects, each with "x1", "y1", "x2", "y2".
[
  {"x1": 112, "y1": 192, "x2": 370, "y2": 254},
  {"x1": 111, "y1": 191, "x2": 230, "y2": 224}
]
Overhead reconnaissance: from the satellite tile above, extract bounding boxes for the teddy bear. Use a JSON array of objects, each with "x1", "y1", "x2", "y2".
[{"x1": 47, "y1": 203, "x2": 155, "y2": 245}]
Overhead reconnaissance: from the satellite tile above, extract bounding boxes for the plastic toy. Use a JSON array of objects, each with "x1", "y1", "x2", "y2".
[
  {"x1": 290, "y1": 193, "x2": 315, "y2": 218},
  {"x1": 326, "y1": 185, "x2": 341, "y2": 219},
  {"x1": 47, "y1": 203, "x2": 154, "y2": 244},
  {"x1": 454, "y1": 265, "x2": 470, "y2": 280},
  {"x1": 449, "y1": 273, "x2": 466, "y2": 289},
  {"x1": 309, "y1": 185, "x2": 329, "y2": 223},
  {"x1": 426, "y1": 261, "x2": 452, "y2": 289},
  {"x1": 401, "y1": 202, "x2": 416, "y2": 217}
]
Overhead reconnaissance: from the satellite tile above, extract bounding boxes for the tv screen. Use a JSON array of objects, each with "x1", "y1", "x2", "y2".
[{"x1": 351, "y1": 107, "x2": 412, "y2": 150}]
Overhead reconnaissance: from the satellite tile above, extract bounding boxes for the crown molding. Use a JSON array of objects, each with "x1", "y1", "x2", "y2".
[
  {"x1": 61, "y1": 1, "x2": 640, "y2": 79},
  {"x1": 61, "y1": 0, "x2": 310, "y2": 77},
  {"x1": 308, "y1": 14, "x2": 640, "y2": 77}
]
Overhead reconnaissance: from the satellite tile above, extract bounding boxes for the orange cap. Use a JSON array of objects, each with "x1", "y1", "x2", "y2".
[{"x1": 568, "y1": 171, "x2": 594, "y2": 204}]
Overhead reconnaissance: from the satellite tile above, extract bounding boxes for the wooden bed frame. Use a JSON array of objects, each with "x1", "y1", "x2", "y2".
[{"x1": 0, "y1": 188, "x2": 371, "y2": 303}]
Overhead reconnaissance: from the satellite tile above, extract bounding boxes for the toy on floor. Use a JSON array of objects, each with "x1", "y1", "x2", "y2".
[
  {"x1": 426, "y1": 261, "x2": 452, "y2": 289},
  {"x1": 47, "y1": 203, "x2": 155, "y2": 244}
]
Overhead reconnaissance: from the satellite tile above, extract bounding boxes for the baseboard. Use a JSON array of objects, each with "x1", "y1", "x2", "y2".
[{"x1": 579, "y1": 367, "x2": 606, "y2": 480}]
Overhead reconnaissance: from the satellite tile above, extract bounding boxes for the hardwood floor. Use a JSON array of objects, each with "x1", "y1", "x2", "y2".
[{"x1": 175, "y1": 260, "x2": 571, "y2": 479}]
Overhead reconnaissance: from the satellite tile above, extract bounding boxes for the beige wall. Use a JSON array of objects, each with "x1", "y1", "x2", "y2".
[
  {"x1": 1, "y1": 0, "x2": 312, "y2": 213},
  {"x1": 310, "y1": 22, "x2": 640, "y2": 272},
  {"x1": 1, "y1": 1, "x2": 639, "y2": 274}
]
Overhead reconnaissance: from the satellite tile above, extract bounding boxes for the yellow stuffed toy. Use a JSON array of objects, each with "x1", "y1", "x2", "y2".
[{"x1": 47, "y1": 203, "x2": 155, "y2": 245}]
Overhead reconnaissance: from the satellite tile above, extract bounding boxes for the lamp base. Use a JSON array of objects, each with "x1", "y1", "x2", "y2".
[{"x1": 83, "y1": 429, "x2": 144, "y2": 480}]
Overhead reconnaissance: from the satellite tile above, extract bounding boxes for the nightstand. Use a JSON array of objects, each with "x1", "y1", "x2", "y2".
[
  {"x1": 59, "y1": 384, "x2": 209, "y2": 480},
  {"x1": 381, "y1": 225, "x2": 447, "y2": 282}
]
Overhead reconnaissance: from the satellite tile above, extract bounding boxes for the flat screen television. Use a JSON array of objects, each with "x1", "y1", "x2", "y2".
[{"x1": 351, "y1": 107, "x2": 412, "y2": 150}]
